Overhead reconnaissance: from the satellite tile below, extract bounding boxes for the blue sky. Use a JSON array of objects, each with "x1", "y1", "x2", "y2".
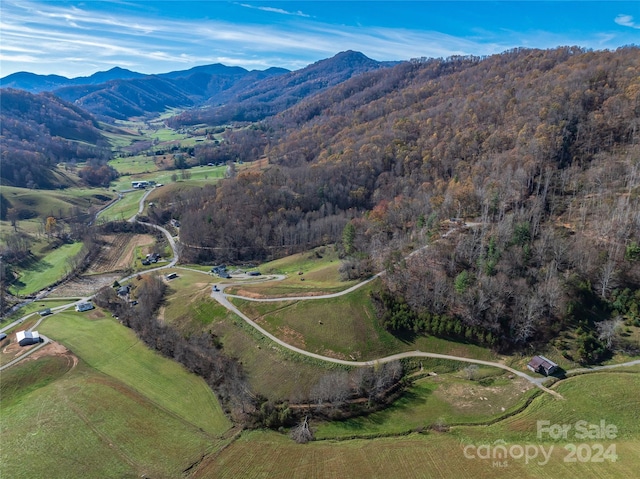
[{"x1": 1, "y1": 1, "x2": 638, "y2": 78}]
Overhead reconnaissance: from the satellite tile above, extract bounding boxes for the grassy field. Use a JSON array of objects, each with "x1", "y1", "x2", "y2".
[
  {"x1": 39, "y1": 309, "x2": 231, "y2": 436},
  {"x1": 108, "y1": 155, "x2": 160, "y2": 175},
  {"x1": 9, "y1": 242, "x2": 84, "y2": 296},
  {"x1": 0, "y1": 358, "x2": 229, "y2": 479},
  {"x1": 234, "y1": 282, "x2": 500, "y2": 363},
  {"x1": 229, "y1": 245, "x2": 361, "y2": 296},
  {"x1": 97, "y1": 189, "x2": 145, "y2": 222},
  {"x1": 1, "y1": 184, "x2": 114, "y2": 221},
  {"x1": 234, "y1": 284, "x2": 398, "y2": 361},
  {"x1": 192, "y1": 369, "x2": 640, "y2": 479},
  {"x1": 159, "y1": 268, "x2": 337, "y2": 400},
  {"x1": 315, "y1": 373, "x2": 538, "y2": 439},
  {"x1": 0, "y1": 299, "x2": 77, "y2": 325}
]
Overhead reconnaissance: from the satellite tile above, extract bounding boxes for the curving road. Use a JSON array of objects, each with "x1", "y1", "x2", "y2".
[
  {"x1": 3, "y1": 210, "x2": 638, "y2": 399},
  {"x1": 212, "y1": 283, "x2": 564, "y2": 398}
]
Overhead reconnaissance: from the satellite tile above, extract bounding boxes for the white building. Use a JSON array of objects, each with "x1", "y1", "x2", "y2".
[{"x1": 16, "y1": 330, "x2": 41, "y2": 346}]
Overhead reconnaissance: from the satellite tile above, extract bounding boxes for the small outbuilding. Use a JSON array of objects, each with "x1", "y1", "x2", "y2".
[
  {"x1": 527, "y1": 355, "x2": 558, "y2": 376},
  {"x1": 0, "y1": 333, "x2": 7, "y2": 341},
  {"x1": 166, "y1": 272, "x2": 178, "y2": 280},
  {"x1": 75, "y1": 302, "x2": 95, "y2": 312},
  {"x1": 16, "y1": 330, "x2": 41, "y2": 346}
]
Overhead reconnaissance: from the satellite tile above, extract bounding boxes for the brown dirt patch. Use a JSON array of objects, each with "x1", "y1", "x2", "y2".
[
  {"x1": 30, "y1": 341, "x2": 78, "y2": 366},
  {"x1": 87, "y1": 234, "x2": 155, "y2": 274},
  {"x1": 49, "y1": 273, "x2": 122, "y2": 298},
  {"x1": 276, "y1": 326, "x2": 306, "y2": 349},
  {"x1": 435, "y1": 377, "x2": 533, "y2": 413}
]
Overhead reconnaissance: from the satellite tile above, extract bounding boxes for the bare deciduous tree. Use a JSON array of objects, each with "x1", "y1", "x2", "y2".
[{"x1": 290, "y1": 416, "x2": 314, "y2": 444}]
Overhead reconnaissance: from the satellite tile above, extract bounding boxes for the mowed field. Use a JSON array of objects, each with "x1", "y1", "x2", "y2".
[
  {"x1": 1, "y1": 308, "x2": 233, "y2": 479},
  {"x1": 193, "y1": 370, "x2": 640, "y2": 479}
]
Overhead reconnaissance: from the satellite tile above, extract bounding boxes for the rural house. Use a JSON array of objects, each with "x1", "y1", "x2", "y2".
[
  {"x1": 16, "y1": 330, "x2": 41, "y2": 346},
  {"x1": 527, "y1": 355, "x2": 559, "y2": 376}
]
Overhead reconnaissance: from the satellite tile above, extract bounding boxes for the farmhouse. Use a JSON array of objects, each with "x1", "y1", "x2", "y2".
[
  {"x1": 75, "y1": 302, "x2": 95, "y2": 312},
  {"x1": 527, "y1": 355, "x2": 559, "y2": 376},
  {"x1": 131, "y1": 180, "x2": 150, "y2": 189},
  {"x1": 16, "y1": 330, "x2": 41, "y2": 346}
]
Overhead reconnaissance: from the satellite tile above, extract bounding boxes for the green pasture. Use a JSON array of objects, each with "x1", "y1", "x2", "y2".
[
  {"x1": 197, "y1": 427, "x2": 633, "y2": 479},
  {"x1": 109, "y1": 154, "x2": 160, "y2": 175},
  {"x1": 460, "y1": 371, "x2": 640, "y2": 444},
  {"x1": 39, "y1": 310, "x2": 231, "y2": 436},
  {"x1": 233, "y1": 283, "x2": 500, "y2": 363},
  {"x1": 315, "y1": 374, "x2": 538, "y2": 439},
  {"x1": 0, "y1": 299, "x2": 77, "y2": 325},
  {"x1": 1, "y1": 185, "x2": 114, "y2": 220},
  {"x1": 9, "y1": 242, "x2": 84, "y2": 296},
  {"x1": 0, "y1": 358, "x2": 227, "y2": 479},
  {"x1": 234, "y1": 285, "x2": 398, "y2": 360},
  {"x1": 198, "y1": 370, "x2": 640, "y2": 479},
  {"x1": 228, "y1": 245, "x2": 360, "y2": 297},
  {"x1": 97, "y1": 189, "x2": 145, "y2": 222}
]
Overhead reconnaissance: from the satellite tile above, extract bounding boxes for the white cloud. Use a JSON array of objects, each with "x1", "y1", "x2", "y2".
[
  {"x1": 615, "y1": 14, "x2": 640, "y2": 29},
  {"x1": 238, "y1": 3, "x2": 310, "y2": 18},
  {"x1": 1, "y1": 0, "x2": 635, "y2": 78}
]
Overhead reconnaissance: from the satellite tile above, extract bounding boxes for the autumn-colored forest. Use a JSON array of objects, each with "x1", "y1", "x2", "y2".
[{"x1": 164, "y1": 46, "x2": 640, "y2": 357}]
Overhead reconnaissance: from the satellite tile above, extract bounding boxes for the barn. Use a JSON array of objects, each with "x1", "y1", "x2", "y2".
[
  {"x1": 16, "y1": 330, "x2": 41, "y2": 346},
  {"x1": 527, "y1": 355, "x2": 559, "y2": 376}
]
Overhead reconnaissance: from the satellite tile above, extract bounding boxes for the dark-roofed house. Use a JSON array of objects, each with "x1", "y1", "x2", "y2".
[
  {"x1": 527, "y1": 355, "x2": 559, "y2": 376},
  {"x1": 16, "y1": 330, "x2": 41, "y2": 346}
]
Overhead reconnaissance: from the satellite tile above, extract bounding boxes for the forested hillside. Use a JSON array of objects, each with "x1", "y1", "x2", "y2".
[
  {"x1": 0, "y1": 89, "x2": 113, "y2": 189},
  {"x1": 169, "y1": 46, "x2": 640, "y2": 357},
  {"x1": 168, "y1": 51, "x2": 394, "y2": 126}
]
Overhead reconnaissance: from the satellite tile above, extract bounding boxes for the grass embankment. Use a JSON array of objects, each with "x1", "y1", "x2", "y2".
[
  {"x1": 9, "y1": 242, "x2": 84, "y2": 296},
  {"x1": 229, "y1": 245, "x2": 360, "y2": 297},
  {"x1": 160, "y1": 268, "x2": 337, "y2": 400},
  {"x1": 96, "y1": 189, "x2": 145, "y2": 222},
  {"x1": 234, "y1": 281, "x2": 499, "y2": 363}
]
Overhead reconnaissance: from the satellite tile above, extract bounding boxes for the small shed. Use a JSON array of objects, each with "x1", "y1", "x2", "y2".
[
  {"x1": 75, "y1": 302, "x2": 95, "y2": 312},
  {"x1": 0, "y1": 333, "x2": 7, "y2": 341},
  {"x1": 16, "y1": 330, "x2": 41, "y2": 346},
  {"x1": 39, "y1": 308, "x2": 52, "y2": 316},
  {"x1": 166, "y1": 272, "x2": 178, "y2": 280},
  {"x1": 527, "y1": 355, "x2": 558, "y2": 376}
]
